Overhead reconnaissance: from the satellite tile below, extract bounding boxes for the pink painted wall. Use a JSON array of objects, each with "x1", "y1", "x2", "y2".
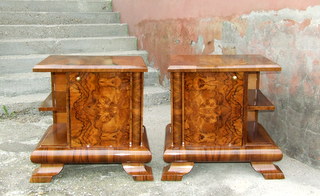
[
  {"x1": 113, "y1": 0, "x2": 320, "y2": 168},
  {"x1": 114, "y1": 0, "x2": 320, "y2": 34}
]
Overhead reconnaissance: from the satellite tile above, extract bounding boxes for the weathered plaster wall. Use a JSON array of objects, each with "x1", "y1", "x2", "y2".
[{"x1": 113, "y1": 1, "x2": 320, "y2": 168}]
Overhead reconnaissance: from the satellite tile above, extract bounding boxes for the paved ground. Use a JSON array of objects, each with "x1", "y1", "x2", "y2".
[{"x1": 0, "y1": 104, "x2": 319, "y2": 196}]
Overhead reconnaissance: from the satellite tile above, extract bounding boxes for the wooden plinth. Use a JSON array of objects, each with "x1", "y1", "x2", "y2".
[{"x1": 30, "y1": 126, "x2": 153, "y2": 182}]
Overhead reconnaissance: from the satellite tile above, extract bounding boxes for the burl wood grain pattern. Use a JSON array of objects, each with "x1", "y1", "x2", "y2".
[
  {"x1": 184, "y1": 72, "x2": 244, "y2": 146},
  {"x1": 161, "y1": 162, "x2": 194, "y2": 181},
  {"x1": 251, "y1": 162, "x2": 284, "y2": 179},
  {"x1": 69, "y1": 72, "x2": 131, "y2": 147},
  {"x1": 30, "y1": 164, "x2": 64, "y2": 183},
  {"x1": 131, "y1": 72, "x2": 143, "y2": 146},
  {"x1": 122, "y1": 163, "x2": 154, "y2": 181},
  {"x1": 171, "y1": 72, "x2": 183, "y2": 146}
]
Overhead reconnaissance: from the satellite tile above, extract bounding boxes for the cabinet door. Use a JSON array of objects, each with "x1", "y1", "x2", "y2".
[
  {"x1": 184, "y1": 72, "x2": 245, "y2": 146},
  {"x1": 69, "y1": 72, "x2": 131, "y2": 148}
]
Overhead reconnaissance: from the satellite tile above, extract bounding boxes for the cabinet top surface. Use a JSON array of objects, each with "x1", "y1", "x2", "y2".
[
  {"x1": 168, "y1": 55, "x2": 281, "y2": 72},
  {"x1": 33, "y1": 55, "x2": 147, "y2": 72}
]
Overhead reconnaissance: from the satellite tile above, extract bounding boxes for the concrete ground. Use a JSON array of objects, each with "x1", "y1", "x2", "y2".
[{"x1": 0, "y1": 104, "x2": 319, "y2": 196}]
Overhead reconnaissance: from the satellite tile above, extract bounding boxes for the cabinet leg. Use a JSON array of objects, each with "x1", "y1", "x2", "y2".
[
  {"x1": 251, "y1": 162, "x2": 284, "y2": 179},
  {"x1": 30, "y1": 164, "x2": 64, "y2": 183},
  {"x1": 122, "y1": 163, "x2": 154, "y2": 181},
  {"x1": 161, "y1": 162, "x2": 194, "y2": 181}
]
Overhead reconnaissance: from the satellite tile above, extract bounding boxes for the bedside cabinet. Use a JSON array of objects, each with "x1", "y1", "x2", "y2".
[
  {"x1": 162, "y1": 55, "x2": 284, "y2": 180},
  {"x1": 30, "y1": 55, "x2": 153, "y2": 182}
]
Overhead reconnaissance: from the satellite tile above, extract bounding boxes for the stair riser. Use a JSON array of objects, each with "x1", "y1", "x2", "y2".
[
  {"x1": 0, "y1": 1, "x2": 112, "y2": 12},
  {"x1": 0, "y1": 38, "x2": 137, "y2": 55},
  {"x1": 0, "y1": 57, "x2": 45, "y2": 74},
  {"x1": 0, "y1": 76, "x2": 51, "y2": 97},
  {"x1": 144, "y1": 72, "x2": 160, "y2": 86},
  {"x1": 0, "y1": 24, "x2": 128, "y2": 39},
  {"x1": 0, "y1": 12, "x2": 119, "y2": 25}
]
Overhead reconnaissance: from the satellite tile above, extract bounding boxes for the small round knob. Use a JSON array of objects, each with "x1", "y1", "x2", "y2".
[
  {"x1": 232, "y1": 75, "x2": 237, "y2": 80},
  {"x1": 76, "y1": 76, "x2": 81, "y2": 81}
]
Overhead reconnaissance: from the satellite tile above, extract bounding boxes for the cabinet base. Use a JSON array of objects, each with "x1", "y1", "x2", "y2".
[
  {"x1": 162, "y1": 124, "x2": 285, "y2": 180},
  {"x1": 30, "y1": 164, "x2": 64, "y2": 183},
  {"x1": 30, "y1": 126, "x2": 153, "y2": 182},
  {"x1": 122, "y1": 163, "x2": 154, "y2": 181},
  {"x1": 251, "y1": 162, "x2": 284, "y2": 179},
  {"x1": 161, "y1": 162, "x2": 194, "y2": 181}
]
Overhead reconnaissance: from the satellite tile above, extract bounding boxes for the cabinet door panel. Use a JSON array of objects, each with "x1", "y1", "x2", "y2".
[
  {"x1": 184, "y1": 72, "x2": 244, "y2": 146},
  {"x1": 69, "y1": 72, "x2": 131, "y2": 147}
]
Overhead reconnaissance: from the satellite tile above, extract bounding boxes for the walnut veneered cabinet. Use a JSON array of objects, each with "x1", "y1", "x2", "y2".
[
  {"x1": 162, "y1": 55, "x2": 284, "y2": 180},
  {"x1": 30, "y1": 55, "x2": 153, "y2": 183}
]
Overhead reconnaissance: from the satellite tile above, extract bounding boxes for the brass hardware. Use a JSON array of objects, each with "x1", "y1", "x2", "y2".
[
  {"x1": 232, "y1": 75, "x2": 237, "y2": 80},
  {"x1": 76, "y1": 76, "x2": 81, "y2": 81}
]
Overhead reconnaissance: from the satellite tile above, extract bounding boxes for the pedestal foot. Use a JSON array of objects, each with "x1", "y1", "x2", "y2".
[
  {"x1": 122, "y1": 163, "x2": 154, "y2": 181},
  {"x1": 161, "y1": 162, "x2": 194, "y2": 181},
  {"x1": 251, "y1": 162, "x2": 284, "y2": 179},
  {"x1": 30, "y1": 164, "x2": 64, "y2": 183}
]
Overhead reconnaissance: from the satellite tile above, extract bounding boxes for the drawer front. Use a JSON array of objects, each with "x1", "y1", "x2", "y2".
[
  {"x1": 69, "y1": 72, "x2": 131, "y2": 148},
  {"x1": 184, "y1": 72, "x2": 244, "y2": 146}
]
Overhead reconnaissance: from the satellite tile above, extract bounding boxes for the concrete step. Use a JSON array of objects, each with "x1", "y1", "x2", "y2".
[
  {"x1": 145, "y1": 67, "x2": 160, "y2": 87},
  {"x1": 0, "y1": 37, "x2": 137, "y2": 55},
  {"x1": 0, "y1": 51, "x2": 148, "y2": 74},
  {"x1": 0, "y1": 12, "x2": 120, "y2": 25},
  {"x1": 0, "y1": 1, "x2": 112, "y2": 12},
  {"x1": 0, "y1": 72, "x2": 51, "y2": 97},
  {"x1": 0, "y1": 24, "x2": 128, "y2": 39},
  {"x1": 0, "y1": 86, "x2": 169, "y2": 115},
  {"x1": 144, "y1": 86, "x2": 170, "y2": 106}
]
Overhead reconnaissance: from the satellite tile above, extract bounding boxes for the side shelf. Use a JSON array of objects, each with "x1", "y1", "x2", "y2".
[
  {"x1": 38, "y1": 123, "x2": 68, "y2": 147},
  {"x1": 39, "y1": 92, "x2": 66, "y2": 112},
  {"x1": 246, "y1": 121, "x2": 275, "y2": 146},
  {"x1": 39, "y1": 93, "x2": 54, "y2": 111},
  {"x1": 248, "y1": 89, "x2": 275, "y2": 111}
]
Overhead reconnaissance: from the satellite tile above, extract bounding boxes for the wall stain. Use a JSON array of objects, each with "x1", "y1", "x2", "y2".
[{"x1": 135, "y1": 6, "x2": 320, "y2": 168}]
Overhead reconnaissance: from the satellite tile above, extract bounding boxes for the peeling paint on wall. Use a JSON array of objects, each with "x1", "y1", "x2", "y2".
[{"x1": 114, "y1": 2, "x2": 320, "y2": 169}]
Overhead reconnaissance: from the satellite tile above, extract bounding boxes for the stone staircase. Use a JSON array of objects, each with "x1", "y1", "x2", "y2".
[{"x1": 0, "y1": 0, "x2": 169, "y2": 114}]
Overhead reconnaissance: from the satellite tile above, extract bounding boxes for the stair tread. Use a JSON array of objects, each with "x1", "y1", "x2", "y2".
[
  {"x1": 0, "y1": 36, "x2": 136, "y2": 43},
  {"x1": 0, "y1": 24, "x2": 127, "y2": 27},
  {"x1": 0, "y1": 51, "x2": 148, "y2": 59}
]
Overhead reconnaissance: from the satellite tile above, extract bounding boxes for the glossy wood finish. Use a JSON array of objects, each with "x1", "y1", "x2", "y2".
[
  {"x1": 69, "y1": 72, "x2": 131, "y2": 147},
  {"x1": 248, "y1": 89, "x2": 275, "y2": 111},
  {"x1": 31, "y1": 126, "x2": 152, "y2": 163},
  {"x1": 251, "y1": 162, "x2": 284, "y2": 179},
  {"x1": 122, "y1": 163, "x2": 154, "y2": 181},
  {"x1": 184, "y1": 72, "x2": 244, "y2": 146},
  {"x1": 30, "y1": 164, "x2": 64, "y2": 183},
  {"x1": 162, "y1": 55, "x2": 284, "y2": 180},
  {"x1": 168, "y1": 55, "x2": 281, "y2": 72},
  {"x1": 33, "y1": 55, "x2": 148, "y2": 72},
  {"x1": 163, "y1": 124, "x2": 283, "y2": 163},
  {"x1": 31, "y1": 55, "x2": 153, "y2": 182},
  {"x1": 161, "y1": 162, "x2": 194, "y2": 181}
]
